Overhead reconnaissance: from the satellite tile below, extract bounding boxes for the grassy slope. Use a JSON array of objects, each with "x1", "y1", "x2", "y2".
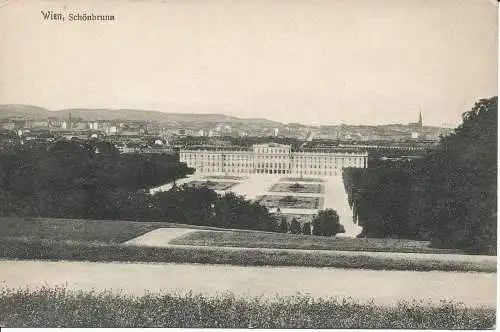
[
  {"x1": 0, "y1": 287, "x2": 495, "y2": 329},
  {"x1": 170, "y1": 230, "x2": 463, "y2": 254},
  {"x1": 0, "y1": 217, "x2": 222, "y2": 243},
  {"x1": 0, "y1": 217, "x2": 495, "y2": 271},
  {"x1": 0, "y1": 238, "x2": 495, "y2": 272}
]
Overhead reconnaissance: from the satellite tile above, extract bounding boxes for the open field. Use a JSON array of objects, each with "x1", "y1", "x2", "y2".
[
  {"x1": 0, "y1": 217, "x2": 495, "y2": 271},
  {"x1": 0, "y1": 217, "x2": 228, "y2": 243},
  {"x1": 0, "y1": 217, "x2": 172, "y2": 243},
  {"x1": 170, "y1": 230, "x2": 464, "y2": 254}
]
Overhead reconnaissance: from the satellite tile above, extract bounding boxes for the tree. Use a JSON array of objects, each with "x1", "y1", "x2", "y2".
[
  {"x1": 0, "y1": 139, "x2": 194, "y2": 220},
  {"x1": 312, "y1": 209, "x2": 342, "y2": 236},
  {"x1": 212, "y1": 192, "x2": 275, "y2": 231},
  {"x1": 302, "y1": 222, "x2": 311, "y2": 235},
  {"x1": 341, "y1": 96, "x2": 497, "y2": 254},
  {"x1": 425, "y1": 97, "x2": 497, "y2": 254},
  {"x1": 289, "y1": 218, "x2": 301, "y2": 234},
  {"x1": 279, "y1": 217, "x2": 289, "y2": 233}
]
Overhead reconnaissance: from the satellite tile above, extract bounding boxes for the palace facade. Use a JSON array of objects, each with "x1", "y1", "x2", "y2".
[{"x1": 179, "y1": 143, "x2": 368, "y2": 176}]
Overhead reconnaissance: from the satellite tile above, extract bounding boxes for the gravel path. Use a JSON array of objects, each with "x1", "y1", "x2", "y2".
[
  {"x1": 123, "y1": 228, "x2": 496, "y2": 266},
  {"x1": 0, "y1": 260, "x2": 495, "y2": 307},
  {"x1": 123, "y1": 228, "x2": 199, "y2": 246}
]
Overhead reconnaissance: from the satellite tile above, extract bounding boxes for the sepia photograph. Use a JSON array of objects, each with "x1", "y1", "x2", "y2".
[{"x1": 0, "y1": 0, "x2": 497, "y2": 329}]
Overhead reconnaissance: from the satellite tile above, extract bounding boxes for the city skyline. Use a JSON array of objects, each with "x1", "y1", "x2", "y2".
[
  {"x1": 0, "y1": 0, "x2": 497, "y2": 127},
  {"x1": 0, "y1": 103, "x2": 447, "y2": 129}
]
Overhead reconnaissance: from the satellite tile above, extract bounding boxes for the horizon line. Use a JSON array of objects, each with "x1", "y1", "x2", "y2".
[{"x1": 0, "y1": 103, "x2": 457, "y2": 128}]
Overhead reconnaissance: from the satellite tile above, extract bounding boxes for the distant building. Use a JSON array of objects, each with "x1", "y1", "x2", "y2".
[
  {"x1": 146, "y1": 123, "x2": 161, "y2": 136},
  {"x1": 30, "y1": 120, "x2": 48, "y2": 129},
  {"x1": 1, "y1": 122, "x2": 15, "y2": 130},
  {"x1": 409, "y1": 112, "x2": 423, "y2": 129},
  {"x1": 180, "y1": 143, "x2": 368, "y2": 176},
  {"x1": 409, "y1": 112, "x2": 423, "y2": 139},
  {"x1": 48, "y1": 118, "x2": 66, "y2": 129},
  {"x1": 105, "y1": 126, "x2": 118, "y2": 135},
  {"x1": 88, "y1": 122, "x2": 99, "y2": 130}
]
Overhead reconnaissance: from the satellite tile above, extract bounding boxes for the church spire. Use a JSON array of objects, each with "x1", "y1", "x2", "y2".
[{"x1": 418, "y1": 110, "x2": 422, "y2": 127}]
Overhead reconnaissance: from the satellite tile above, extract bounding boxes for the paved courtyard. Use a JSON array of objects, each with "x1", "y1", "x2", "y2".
[{"x1": 150, "y1": 173, "x2": 362, "y2": 237}]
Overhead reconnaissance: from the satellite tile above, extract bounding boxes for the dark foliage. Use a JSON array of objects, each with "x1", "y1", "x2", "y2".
[
  {"x1": 289, "y1": 218, "x2": 301, "y2": 234},
  {"x1": 312, "y1": 209, "x2": 343, "y2": 236},
  {"x1": 279, "y1": 217, "x2": 289, "y2": 233},
  {"x1": 0, "y1": 139, "x2": 194, "y2": 220},
  {"x1": 343, "y1": 97, "x2": 497, "y2": 254},
  {"x1": 302, "y1": 222, "x2": 311, "y2": 235},
  {"x1": 0, "y1": 139, "x2": 280, "y2": 232}
]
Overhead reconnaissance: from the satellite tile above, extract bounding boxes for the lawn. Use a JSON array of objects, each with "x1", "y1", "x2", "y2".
[
  {"x1": 0, "y1": 217, "x2": 214, "y2": 244},
  {"x1": 280, "y1": 177, "x2": 325, "y2": 182},
  {"x1": 169, "y1": 230, "x2": 461, "y2": 254},
  {"x1": 0, "y1": 237, "x2": 495, "y2": 272},
  {"x1": 255, "y1": 195, "x2": 324, "y2": 209},
  {"x1": 187, "y1": 180, "x2": 239, "y2": 191},
  {"x1": 269, "y1": 182, "x2": 324, "y2": 193},
  {"x1": 0, "y1": 287, "x2": 495, "y2": 328},
  {"x1": 0, "y1": 217, "x2": 495, "y2": 272},
  {"x1": 203, "y1": 175, "x2": 247, "y2": 180}
]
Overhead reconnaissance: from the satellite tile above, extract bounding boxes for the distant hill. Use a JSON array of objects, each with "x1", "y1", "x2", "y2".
[
  {"x1": 0, "y1": 104, "x2": 282, "y2": 126},
  {"x1": 0, "y1": 105, "x2": 50, "y2": 120},
  {"x1": 0, "y1": 104, "x2": 453, "y2": 130}
]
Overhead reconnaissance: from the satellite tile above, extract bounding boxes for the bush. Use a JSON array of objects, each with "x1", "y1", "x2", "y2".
[
  {"x1": 289, "y1": 219, "x2": 301, "y2": 234},
  {"x1": 279, "y1": 217, "x2": 289, "y2": 233},
  {"x1": 302, "y1": 222, "x2": 311, "y2": 235},
  {"x1": 312, "y1": 209, "x2": 342, "y2": 236}
]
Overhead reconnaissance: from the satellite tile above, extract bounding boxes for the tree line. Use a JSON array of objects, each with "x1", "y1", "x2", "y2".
[
  {"x1": 343, "y1": 97, "x2": 497, "y2": 254},
  {"x1": 0, "y1": 139, "x2": 195, "y2": 219},
  {"x1": 0, "y1": 138, "x2": 343, "y2": 236}
]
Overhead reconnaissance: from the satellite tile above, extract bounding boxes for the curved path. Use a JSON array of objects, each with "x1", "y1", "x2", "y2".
[
  {"x1": 0, "y1": 260, "x2": 495, "y2": 307},
  {"x1": 122, "y1": 228, "x2": 497, "y2": 266}
]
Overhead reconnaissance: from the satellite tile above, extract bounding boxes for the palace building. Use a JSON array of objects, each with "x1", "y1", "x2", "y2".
[{"x1": 179, "y1": 143, "x2": 368, "y2": 176}]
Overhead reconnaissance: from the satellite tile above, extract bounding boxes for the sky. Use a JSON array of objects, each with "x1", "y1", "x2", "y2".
[{"x1": 0, "y1": 0, "x2": 497, "y2": 126}]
